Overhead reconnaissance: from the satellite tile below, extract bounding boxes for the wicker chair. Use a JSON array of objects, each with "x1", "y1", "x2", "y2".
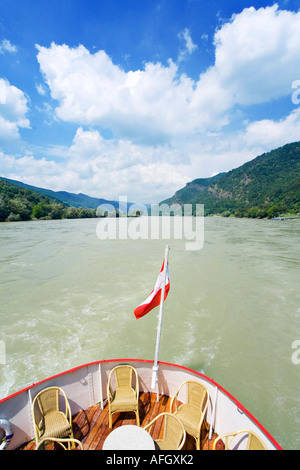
[
  {"x1": 107, "y1": 365, "x2": 140, "y2": 428},
  {"x1": 35, "y1": 437, "x2": 83, "y2": 450},
  {"x1": 212, "y1": 430, "x2": 267, "y2": 450},
  {"x1": 32, "y1": 386, "x2": 74, "y2": 446},
  {"x1": 144, "y1": 412, "x2": 186, "y2": 450},
  {"x1": 170, "y1": 380, "x2": 209, "y2": 450}
]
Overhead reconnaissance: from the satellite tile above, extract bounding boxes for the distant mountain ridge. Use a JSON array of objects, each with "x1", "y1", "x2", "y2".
[
  {"x1": 1, "y1": 140, "x2": 300, "y2": 221},
  {"x1": 161, "y1": 141, "x2": 300, "y2": 218},
  {"x1": 0, "y1": 177, "x2": 120, "y2": 210}
]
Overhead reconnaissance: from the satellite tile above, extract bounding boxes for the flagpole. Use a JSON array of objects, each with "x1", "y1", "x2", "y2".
[{"x1": 151, "y1": 244, "x2": 170, "y2": 401}]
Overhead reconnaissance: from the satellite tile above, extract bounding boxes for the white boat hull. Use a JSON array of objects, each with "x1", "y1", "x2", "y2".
[{"x1": 0, "y1": 359, "x2": 282, "y2": 450}]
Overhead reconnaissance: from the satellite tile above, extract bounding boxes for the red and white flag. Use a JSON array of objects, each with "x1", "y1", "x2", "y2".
[{"x1": 134, "y1": 260, "x2": 170, "y2": 320}]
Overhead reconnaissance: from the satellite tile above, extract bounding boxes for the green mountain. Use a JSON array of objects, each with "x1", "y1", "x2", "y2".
[
  {"x1": 0, "y1": 177, "x2": 120, "y2": 210},
  {"x1": 0, "y1": 177, "x2": 150, "y2": 222},
  {"x1": 0, "y1": 178, "x2": 100, "y2": 222},
  {"x1": 161, "y1": 141, "x2": 300, "y2": 218}
]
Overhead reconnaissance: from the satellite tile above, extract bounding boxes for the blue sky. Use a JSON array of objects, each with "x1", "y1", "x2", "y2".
[{"x1": 1, "y1": 0, "x2": 300, "y2": 203}]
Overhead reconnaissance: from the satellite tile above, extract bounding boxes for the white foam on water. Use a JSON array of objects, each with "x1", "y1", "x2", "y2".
[{"x1": 0, "y1": 218, "x2": 299, "y2": 449}]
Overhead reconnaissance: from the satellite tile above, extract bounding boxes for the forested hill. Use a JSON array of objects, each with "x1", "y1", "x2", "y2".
[
  {"x1": 0, "y1": 177, "x2": 119, "y2": 210},
  {"x1": 0, "y1": 177, "x2": 145, "y2": 222},
  {"x1": 0, "y1": 178, "x2": 98, "y2": 222},
  {"x1": 161, "y1": 141, "x2": 300, "y2": 218}
]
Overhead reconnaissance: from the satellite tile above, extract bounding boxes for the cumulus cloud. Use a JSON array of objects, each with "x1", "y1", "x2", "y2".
[
  {"x1": 0, "y1": 127, "x2": 190, "y2": 202},
  {"x1": 243, "y1": 107, "x2": 300, "y2": 150},
  {"x1": 213, "y1": 5, "x2": 300, "y2": 105},
  {"x1": 59, "y1": 127, "x2": 189, "y2": 201},
  {"x1": 3, "y1": 4, "x2": 300, "y2": 203},
  {"x1": 36, "y1": 5, "x2": 300, "y2": 147},
  {"x1": 0, "y1": 148, "x2": 84, "y2": 197},
  {"x1": 36, "y1": 43, "x2": 199, "y2": 143},
  {"x1": 36, "y1": 41, "x2": 228, "y2": 140},
  {"x1": 0, "y1": 79, "x2": 30, "y2": 141}
]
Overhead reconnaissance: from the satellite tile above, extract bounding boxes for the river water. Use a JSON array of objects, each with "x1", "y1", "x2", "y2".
[{"x1": 0, "y1": 216, "x2": 299, "y2": 449}]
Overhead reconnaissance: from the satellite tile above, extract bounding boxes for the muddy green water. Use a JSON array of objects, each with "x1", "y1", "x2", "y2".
[{"x1": 0, "y1": 217, "x2": 299, "y2": 449}]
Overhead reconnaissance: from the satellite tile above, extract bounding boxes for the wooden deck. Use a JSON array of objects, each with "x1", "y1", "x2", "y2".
[{"x1": 20, "y1": 391, "x2": 220, "y2": 450}]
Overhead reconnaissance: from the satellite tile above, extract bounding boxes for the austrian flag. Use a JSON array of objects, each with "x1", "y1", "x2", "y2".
[{"x1": 134, "y1": 261, "x2": 170, "y2": 320}]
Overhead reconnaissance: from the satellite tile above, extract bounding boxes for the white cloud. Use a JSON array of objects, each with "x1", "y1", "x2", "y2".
[
  {"x1": 3, "y1": 5, "x2": 299, "y2": 204},
  {"x1": 213, "y1": 5, "x2": 300, "y2": 105},
  {"x1": 36, "y1": 43, "x2": 200, "y2": 143},
  {"x1": 0, "y1": 127, "x2": 190, "y2": 203},
  {"x1": 0, "y1": 150, "x2": 81, "y2": 194},
  {"x1": 36, "y1": 5, "x2": 300, "y2": 146},
  {"x1": 184, "y1": 104, "x2": 300, "y2": 180},
  {"x1": 243, "y1": 107, "x2": 300, "y2": 150},
  {"x1": 0, "y1": 39, "x2": 17, "y2": 54},
  {"x1": 60, "y1": 127, "x2": 190, "y2": 201},
  {"x1": 2, "y1": 102, "x2": 299, "y2": 204},
  {"x1": 0, "y1": 79, "x2": 30, "y2": 141}
]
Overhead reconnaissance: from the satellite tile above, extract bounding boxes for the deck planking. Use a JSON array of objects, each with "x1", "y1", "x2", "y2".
[{"x1": 20, "y1": 391, "x2": 219, "y2": 450}]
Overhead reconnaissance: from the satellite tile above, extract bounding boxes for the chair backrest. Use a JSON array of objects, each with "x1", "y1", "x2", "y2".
[
  {"x1": 36, "y1": 387, "x2": 60, "y2": 416},
  {"x1": 144, "y1": 412, "x2": 186, "y2": 450},
  {"x1": 186, "y1": 381, "x2": 208, "y2": 411},
  {"x1": 114, "y1": 365, "x2": 134, "y2": 388},
  {"x1": 108, "y1": 365, "x2": 138, "y2": 392},
  {"x1": 213, "y1": 430, "x2": 267, "y2": 450},
  {"x1": 32, "y1": 386, "x2": 70, "y2": 428},
  {"x1": 171, "y1": 380, "x2": 209, "y2": 415},
  {"x1": 162, "y1": 413, "x2": 186, "y2": 450}
]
